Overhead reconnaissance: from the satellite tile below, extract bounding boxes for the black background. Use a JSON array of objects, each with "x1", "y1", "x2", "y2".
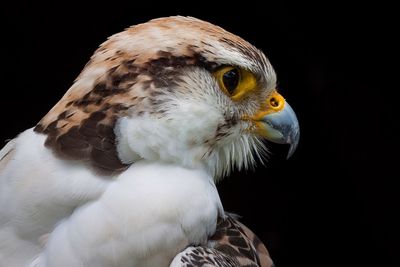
[{"x1": 1, "y1": 2, "x2": 398, "y2": 267}]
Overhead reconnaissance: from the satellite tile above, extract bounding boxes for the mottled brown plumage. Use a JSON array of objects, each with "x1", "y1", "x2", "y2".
[
  {"x1": 176, "y1": 214, "x2": 274, "y2": 267},
  {"x1": 33, "y1": 16, "x2": 270, "y2": 174}
]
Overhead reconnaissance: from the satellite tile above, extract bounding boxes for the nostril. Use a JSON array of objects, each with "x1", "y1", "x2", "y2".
[{"x1": 270, "y1": 97, "x2": 279, "y2": 108}]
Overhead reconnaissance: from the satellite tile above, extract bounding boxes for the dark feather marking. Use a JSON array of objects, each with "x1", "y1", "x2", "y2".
[
  {"x1": 45, "y1": 120, "x2": 58, "y2": 133},
  {"x1": 35, "y1": 108, "x2": 129, "y2": 175},
  {"x1": 216, "y1": 244, "x2": 242, "y2": 257},
  {"x1": 228, "y1": 236, "x2": 249, "y2": 248},
  {"x1": 33, "y1": 124, "x2": 45, "y2": 133},
  {"x1": 90, "y1": 147, "x2": 125, "y2": 171},
  {"x1": 92, "y1": 83, "x2": 108, "y2": 95},
  {"x1": 143, "y1": 50, "x2": 220, "y2": 88},
  {"x1": 238, "y1": 247, "x2": 257, "y2": 260},
  {"x1": 57, "y1": 127, "x2": 89, "y2": 150},
  {"x1": 57, "y1": 111, "x2": 68, "y2": 120},
  {"x1": 34, "y1": 47, "x2": 229, "y2": 175},
  {"x1": 123, "y1": 58, "x2": 136, "y2": 67},
  {"x1": 91, "y1": 82, "x2": 128, "y2": 97},
  {"x1": 227, "y1": 229, "x2": 242, "y2": 236},
  {"x1": 178, "y1": 215, "x2": 274, "y2": 266}
]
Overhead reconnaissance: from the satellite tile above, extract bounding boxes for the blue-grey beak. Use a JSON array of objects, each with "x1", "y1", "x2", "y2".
[{"x1": 260, "y1": 101, "x2": 300, "y2": 158}]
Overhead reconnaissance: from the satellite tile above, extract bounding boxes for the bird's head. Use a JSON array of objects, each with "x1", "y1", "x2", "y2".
[{"x1": 35, "y1": 16, "x2": 299, "y2": 179}]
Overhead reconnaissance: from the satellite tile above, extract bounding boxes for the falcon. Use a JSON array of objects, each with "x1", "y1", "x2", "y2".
[{"x1": 0, "y1": 16, "x2": 299, "y2": 266}]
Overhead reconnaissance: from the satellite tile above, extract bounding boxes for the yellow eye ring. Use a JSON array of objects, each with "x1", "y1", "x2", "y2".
[{"x1": 214, "y1": 66, "x2": 257, "y2": 101}]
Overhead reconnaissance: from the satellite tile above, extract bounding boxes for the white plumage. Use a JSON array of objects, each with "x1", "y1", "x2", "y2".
[
  {"x1": 0, "y1": 16, "x2": 299, "y2": 266},
  {"x1": 1, "y1": 129, "x2": 222, "y2": 266}
]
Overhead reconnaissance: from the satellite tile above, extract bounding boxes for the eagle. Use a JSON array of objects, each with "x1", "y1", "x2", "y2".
[{"x1": 0, "y1": 16, "x2": 299, "y2": 266}]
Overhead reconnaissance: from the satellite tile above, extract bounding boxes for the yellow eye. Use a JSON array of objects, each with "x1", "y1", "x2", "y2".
[{"x1": 214, "y1": 66, "x2": 257, "y2": 101}]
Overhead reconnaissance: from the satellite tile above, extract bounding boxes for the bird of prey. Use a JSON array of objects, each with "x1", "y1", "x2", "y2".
[{"x1": 0, "y1": 16, "x2": 299, "y2": 266}]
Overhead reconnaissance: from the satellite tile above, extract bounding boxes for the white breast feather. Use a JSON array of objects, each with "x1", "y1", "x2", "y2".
[
  {"x1": 31, "y1": 161, "x2": 223, "y2": 266},
  {"x1": 0, "y1": 129, "x2": 223, "y2": 266}
]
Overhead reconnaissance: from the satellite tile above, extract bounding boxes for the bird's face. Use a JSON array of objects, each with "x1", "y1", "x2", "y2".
[{"x1": 35, "y1": 16, "x2": 299, "y2": 178}]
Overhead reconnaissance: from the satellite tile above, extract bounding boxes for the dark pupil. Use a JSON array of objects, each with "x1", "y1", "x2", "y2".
[{"x1": 222, "y1": 68, "x2": 239, "y2": 94}]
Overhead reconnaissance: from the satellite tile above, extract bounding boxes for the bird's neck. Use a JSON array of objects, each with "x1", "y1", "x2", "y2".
[{"x1": 114, "y1": 116, "x2": 217, "y2": 178}]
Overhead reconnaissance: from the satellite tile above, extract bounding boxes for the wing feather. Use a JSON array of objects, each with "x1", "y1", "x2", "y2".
[{"x1": 171, "y1": 214, "x2": 274, "y2": 267}]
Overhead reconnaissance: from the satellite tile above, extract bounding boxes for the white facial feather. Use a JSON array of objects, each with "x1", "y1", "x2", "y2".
[{"x1": 115, "y1": 66, "x2": 269, "y2": 179}]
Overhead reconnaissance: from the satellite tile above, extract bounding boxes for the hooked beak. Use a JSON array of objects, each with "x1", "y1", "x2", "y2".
[{"x1": 250, "y1": 91, "x2": 300, "y2": 158}]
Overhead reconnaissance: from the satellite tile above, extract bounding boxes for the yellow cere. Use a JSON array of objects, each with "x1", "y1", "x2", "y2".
[
  {"x1": 239, "y1": 90, "x2": 286, "y2": 136},
  {"x1": 251, "y1": 91, "x2": 286, "y2": 121},
  {"x1": 214, "y1": 66, "x2": 257, "y2": 101}
]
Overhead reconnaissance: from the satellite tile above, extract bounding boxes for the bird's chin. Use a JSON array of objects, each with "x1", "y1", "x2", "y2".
[{"x1": 205, "y1": 134, "x2": 266, "y2": 180}]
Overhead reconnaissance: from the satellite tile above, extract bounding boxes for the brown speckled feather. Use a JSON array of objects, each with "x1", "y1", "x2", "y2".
[
  {"x1": 33, "y1": 16, "x2": 269, "y2": 175},
  {"x1": 177, "y1": 214, "x2": 274, "y2": 267}
]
